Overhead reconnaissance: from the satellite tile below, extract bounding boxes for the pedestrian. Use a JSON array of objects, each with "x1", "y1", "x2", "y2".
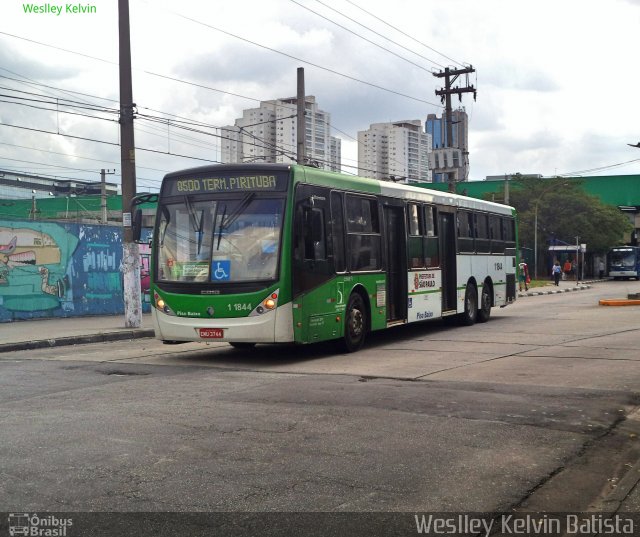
[
  {"x1": 552, "y1": 260, "x2": 562, "y2": 286},
  {"x1": 599, "y1": 260, "x2": 605, "y2": 279},
  {"x1": 518, "y1": 261, "x2": 530, "y2": 291},
  {"x1": 563, "y1": 258, "x2": 572, "y2": 281}
]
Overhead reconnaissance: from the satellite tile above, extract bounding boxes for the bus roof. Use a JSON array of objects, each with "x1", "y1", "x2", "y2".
[{"x1": 296, "y1": 165, "x2": 515, "y2": 215}]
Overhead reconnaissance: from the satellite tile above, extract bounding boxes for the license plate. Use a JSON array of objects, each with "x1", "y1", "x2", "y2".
[{"x1": 199, "y1": 328, "x2": 224, "y2": 339}]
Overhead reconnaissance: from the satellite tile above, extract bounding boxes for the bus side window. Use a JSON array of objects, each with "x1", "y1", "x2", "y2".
[
  {"x1": 489, "y1": 215, "x2": 504, "y2": 253},
  {"x1": 424, "y1": 206, "x2": 439, "y2": 268},
  {"x1": 407, "y1": 203, "x2": 424, "y2": 268},
  {"x1": 304, "y1": 207, "x2": 326, "y2": 261},
  {"x1": 458, "y1": 210, "x2": 475, "y2": 253},
  {"x1": 475, "y1": 213, "x2": 490, "y2": 253},
  {"x1": 331, "y1": 192, "x2": 346, "y2": 272},
  {"x1": 503, "y1": 217, "x2": 516, "y2": 248},
  {"x1": 346, "y1": 195, "x2": 382, "y2": 271}
]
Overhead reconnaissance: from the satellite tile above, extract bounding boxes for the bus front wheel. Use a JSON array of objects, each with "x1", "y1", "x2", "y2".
[
  {"x1": 458, "y1": 284, "x2": 478, "y2": 326},
  {"x1": 343, "y1": 293, "x2": 367, "y2": 352}
]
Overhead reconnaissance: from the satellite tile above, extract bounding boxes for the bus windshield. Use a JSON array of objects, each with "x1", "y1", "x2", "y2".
[
  {"x1": 610, "y1": 249, "x2": 636, "y2": 268},
  {"x1": 156, "y1": 196, "x2": 284, "y2": 283}
]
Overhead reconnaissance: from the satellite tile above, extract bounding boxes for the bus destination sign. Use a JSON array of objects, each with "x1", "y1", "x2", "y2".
[{"x1": 164, "y1": 173, "x2": 288, "y2": 196}]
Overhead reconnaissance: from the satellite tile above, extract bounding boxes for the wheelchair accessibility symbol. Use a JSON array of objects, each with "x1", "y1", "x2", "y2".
[{"x1": 211, "y1": 260, "x2": 231, "y2": 281}]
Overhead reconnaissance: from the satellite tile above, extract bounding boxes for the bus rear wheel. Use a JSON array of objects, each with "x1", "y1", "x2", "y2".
[
  {"x1": 342, "y1": 293, "x2": 367, "y2": 352},
  {"x1": 458, "y1": 283, "x2": 478, "y2": 326},
  {"x1": 477, "y1": 284, "x2": 492, "y2": 323}
]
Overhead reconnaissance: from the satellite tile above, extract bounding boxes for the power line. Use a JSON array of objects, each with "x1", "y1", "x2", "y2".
[
  {"x1": 150, "y1": 12, "x2": 442, "y2": 107},
  {"x1": 0, "y1": 56, "x2": 421, "y2": 178},
  {"x1": 0, "y1": 96, "x2": 120, "y2": 124},
  {"x1": 0, "y1": 29, "x2": 439, "y2": 107},
  {"x1": 0, "y1": 121, "x2": 223, "y2": 164},
  {"x1": 0, "y1": 85, "x2": 119, "y2": 113},
  {"x1": 0, "y1": 71, "x2": 119, "y2": 105},
  {"x1": 0, "y1": 78, "x2": 296, "y2": 169},
  {"x1": 557, "y1": 158, "x2": 640, "y2": 177},
  {"x1": 0, "y1": 141, "x2": 170, "y2": 173},
  {"x1": 290, "y1": 0, "x2": 435, "y2": 72},
  {"x1": 310, "y1": 0, "x2": 446, "y2": 68},
  {"x1": 343, "y1": 0, "x2": 466, "y2": 67}
]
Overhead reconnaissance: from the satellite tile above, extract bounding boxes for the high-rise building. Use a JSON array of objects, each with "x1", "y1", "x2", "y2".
[
  {"x1": 357, "y1": 120, "x2": 432, "y2": 183},
  {"x1": 221, "y1": 96, "x2": 341, "y2": 172},
  {"x1": 426, "y1": 108, "x2": 469, "y2": 183}
]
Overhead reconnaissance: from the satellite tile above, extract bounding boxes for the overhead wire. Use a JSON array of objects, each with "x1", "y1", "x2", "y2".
[
  {"x1": 557, "y1": 158, "x2": 640, "y2": 177},
  {"x1": 310, "y1": 0, "x2": 446, "y2": 68},
  {"x1": 343, "y1": 0, "x2": 466, "y2": 67},
  {"x1": 0, "y1": 19, "x2": 442, "y2": 179},
  {"x1": 0, "y1": 141, "x2": 170, "y2": 173},
  {"x1": 0, "y1": 29, "x2": 440, "y2": 107},
  {"x1": 0, "y1": 121, "x2": 223, "y2": 165},
  {"x1": 290, "y1": 0, "x2": 436, "y2": 72},
  {"x1": 2, "y1": 70, "x2": 412, "y2": 181},
  {"x1": 140, "y1": 13, "x2": 442, "y2": 107}
]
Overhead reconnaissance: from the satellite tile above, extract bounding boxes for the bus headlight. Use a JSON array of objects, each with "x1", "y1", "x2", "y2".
[
  {"x1": 154, "y1": 291, "x2": 176, "y2": 316},
  {"x1": 249, "y1": 290, "x2": 279, "y2": 316}
]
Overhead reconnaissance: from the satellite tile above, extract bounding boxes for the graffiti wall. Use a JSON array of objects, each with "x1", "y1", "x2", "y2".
[{"x1": 0, "y1": 220, "x2": 151, "y2": 322}]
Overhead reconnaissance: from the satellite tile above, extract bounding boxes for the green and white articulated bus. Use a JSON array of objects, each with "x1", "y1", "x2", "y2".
[{"x1": 134, "y1": 163, "x2": 517, "y2": 352}]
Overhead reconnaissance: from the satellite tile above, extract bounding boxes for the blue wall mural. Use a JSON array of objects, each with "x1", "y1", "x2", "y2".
[{"x1": 0, "y1": 220, "x2": 151, "y2": 322}]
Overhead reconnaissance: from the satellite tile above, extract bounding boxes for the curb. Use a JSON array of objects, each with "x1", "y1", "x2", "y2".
[
  {"x1": 0, "y1": 329, "x2": 155, "y2": 354},
  {"x1": 518, "y1": 284, "x2": 591, "y2": 298}
]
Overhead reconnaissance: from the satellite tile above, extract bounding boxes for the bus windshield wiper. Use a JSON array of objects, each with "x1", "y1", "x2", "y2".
[
  {"x1": 214, "y1": 193, "x2": 255, "y2": 251},
  {"x1": 215, "y1": 204, "x2": 227, "y2": 250},
  {"x1": 184, "y1": 195, "x2": 204, "y2": 254},
  {"x1": 221, "y1": 193, "x2": 255, "y2": 232}
]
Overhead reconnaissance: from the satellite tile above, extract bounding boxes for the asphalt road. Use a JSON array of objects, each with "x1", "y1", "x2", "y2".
[{"x1": 1, "y1": 280, "x2": 640, "y2": 535}]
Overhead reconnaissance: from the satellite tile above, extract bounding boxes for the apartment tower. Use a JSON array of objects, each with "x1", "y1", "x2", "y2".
[
  {"x1": 221, "y1": 96, "x2": 341, "y2": 172},
  {"x1": 357, "y1": 120, "x2": 432, "y2": 183}
]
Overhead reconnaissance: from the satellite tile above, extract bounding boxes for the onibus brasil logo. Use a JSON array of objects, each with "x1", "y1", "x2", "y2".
[{"x1": 8, "y1": 514, "x2": 72, "y2": 536}]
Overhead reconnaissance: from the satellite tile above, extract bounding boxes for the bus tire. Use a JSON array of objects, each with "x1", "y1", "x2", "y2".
[
  {"x1": 458, "y1": 283, "x2": 478, "y2": 326},
  {"x1": 342, "y1": 292, "x2": 367, "y2": 352},
  {"x1": 477, "y1": 283, "x2": 492, "y2": 323},
  {"x1": 229, "y1": 342, "x2": 256, "y2": 350}
]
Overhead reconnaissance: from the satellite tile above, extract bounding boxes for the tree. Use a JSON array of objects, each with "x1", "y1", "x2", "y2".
[{"x1": 486, "y1": 177, "x2": 632, "y2": 273}]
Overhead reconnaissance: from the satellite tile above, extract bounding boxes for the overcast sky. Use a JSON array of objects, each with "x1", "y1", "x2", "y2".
[{"x1": 1, "y1": 0, "x2": 640, "y2": 192}]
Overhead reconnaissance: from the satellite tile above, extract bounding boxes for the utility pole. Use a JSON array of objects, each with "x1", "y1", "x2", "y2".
[
  {"x1": 100, "y1": 168, "x2": 115, "y2": 224},
  {"x1": 296, "y1": 67, "x2": 306, "y2": 165},
  {"x1": 30, "y1": 190, "x2": 38, "y2": 220},
  {"x1": 433, "y1": 65, "x2": 476, "y2": 193},
  {"x1": 118, "y1": 0, "x2": 142, "y2": 328},
  {"x1": 504, "y1": 173, "x2": 509, "y2": 205}
]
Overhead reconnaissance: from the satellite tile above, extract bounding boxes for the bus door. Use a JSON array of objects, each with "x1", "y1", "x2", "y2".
[
  {"x1": 383, "y1": 203, "x2": 407, "y2": 322},
  {"x1": 292, "y1": 185, "x2": 339, "y2": 343},
  {"x1": 439, "y1": 211, "x2": 457, "y2": 312}
]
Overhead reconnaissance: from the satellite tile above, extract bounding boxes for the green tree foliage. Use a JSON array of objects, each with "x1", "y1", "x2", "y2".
[{"x1": 491, "y1": 176, "x2": 632, "y2": 254}]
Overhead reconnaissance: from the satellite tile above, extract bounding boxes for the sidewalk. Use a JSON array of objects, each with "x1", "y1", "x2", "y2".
[
  {"x1": 0, "y1": 314, "x2": 155, "y2": 354},
  {"x1": 517, "y1": 279, "x2": 597, "y2": 298}
]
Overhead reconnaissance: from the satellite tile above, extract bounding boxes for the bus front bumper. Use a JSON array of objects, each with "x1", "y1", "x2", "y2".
[{"x1": 152, "y1": 303, "x2": 294, "y2": 343}]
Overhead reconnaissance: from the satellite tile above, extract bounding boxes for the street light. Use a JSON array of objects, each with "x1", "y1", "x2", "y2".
[{"x1": 533, "y1": 181, "x2": 568, "y2": 280}]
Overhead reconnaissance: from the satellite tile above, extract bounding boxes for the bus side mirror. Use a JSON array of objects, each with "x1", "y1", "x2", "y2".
[
  {"x1": 132, "y1": 209, "x2": 142, "y2": 242},
  {"x1": 130, "y1": 192, "x2": 158, "y2": 244}
]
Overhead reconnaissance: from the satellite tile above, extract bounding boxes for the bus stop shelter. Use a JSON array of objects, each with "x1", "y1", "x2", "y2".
[{"x1": 548, "y1": 244, "x2": 587, "y2": 280}]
